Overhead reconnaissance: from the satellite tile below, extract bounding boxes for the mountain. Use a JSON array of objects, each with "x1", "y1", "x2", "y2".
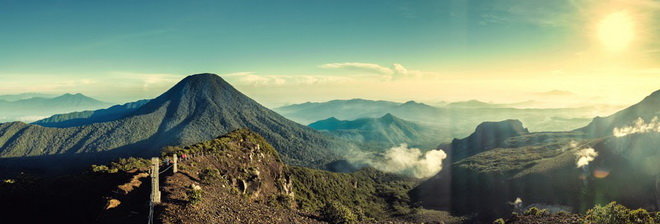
[
  {"x1": 309, "y1": 113, "x2": 447, "y2": 150},
  {"x1": 0, "y1": 93, "x2": 112, "y2": 122},
  {"x1": 274, "y1": 99, "x2": 403, "y2": 125},
  {"x1": 33, "y1": 99, "x2": 150, "y2": 128},
  {"x1": 0, "y1": 73, "x2": 348, "y2": 171},
  {"x1": 0, "y1": 93, "x2": 57, "y2": 101},
  {"x1": 448, "y1": 119, "x2": 530, "y2": 161},
  {"x1": 446, "y1": 100, "x2": 505, "y2": 108},
  {"x1": 576, "y1": 89, "x2": 660, "y2": 137},
  {"x1": 274, "y1": 98, "x2": 613, "y2": 136},
  {"x1": 412, "y1": 90, "x2": 660, "y2": 222},
  {"x1": 1, "y1": 129, "x2": 447, "y2": 223}
]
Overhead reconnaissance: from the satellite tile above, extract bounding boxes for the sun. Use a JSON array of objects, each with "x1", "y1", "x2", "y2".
[{"x1": 597, "y1": 11, "x2": 635, "y2": 52}]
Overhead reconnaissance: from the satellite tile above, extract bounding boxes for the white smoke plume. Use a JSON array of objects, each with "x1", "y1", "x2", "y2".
[
  {"x1": 613, "y1": 116, "x2": 660, "y2": 137},
  {"x1": 575, "y1": 147, "x2": 598, "y2": 168},
  {"x1": 365, "y1": 144, "x2": 447, "y2": 179}
]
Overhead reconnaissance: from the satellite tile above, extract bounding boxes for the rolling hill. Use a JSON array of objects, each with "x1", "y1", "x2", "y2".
[
  {"x1": 309, "y1": 113, "x2": 448, "y2": 150},
  {"x1": 0, "y1": 73, "x2": 349, "y2": 171}
]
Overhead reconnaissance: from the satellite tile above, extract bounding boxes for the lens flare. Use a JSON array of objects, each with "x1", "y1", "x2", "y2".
[{"x1": 593, "y1": 169, "x2": 610, "y2": 178}]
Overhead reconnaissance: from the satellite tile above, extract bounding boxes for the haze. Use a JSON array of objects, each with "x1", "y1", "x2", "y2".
[{"x1": 0, "y1": 0, "x2": 658, "y2": 108}]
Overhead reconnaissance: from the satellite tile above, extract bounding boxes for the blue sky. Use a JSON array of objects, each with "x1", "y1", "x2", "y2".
[{"x1": 1, "y1": 0, "x2": 658, "y2": 107}]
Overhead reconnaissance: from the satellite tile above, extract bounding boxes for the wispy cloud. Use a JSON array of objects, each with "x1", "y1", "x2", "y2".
[
  {"x1": 223, "y1": 72, "x2": 354, "y2": 87},
  {"x1": 533, "y1": 90, "x2": 575, "y2": 96},
  {"x1": 319, "y1": 62, "x2": 394, "y2": 75},
  {"x1": 320, "y1": 62, "x2": 432, "y2": 80},
  {"x1": 0, "y1": 72, "x2": 185, "y2": 102}
]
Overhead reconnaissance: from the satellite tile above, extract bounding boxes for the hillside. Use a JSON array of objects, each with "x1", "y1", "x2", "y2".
[
  {"x1": 33, "y1": 99, "x2": 150, "y2": 127},
  {"x1": 0, "y1": 73, "x2": 349, "y2": 171},
  {"x1": 309, "y1": 113, "x2": 448, "y2": 150},
  {"x1": 158, "y1": 129, "x2": 462, "y2": 223},
  {"x1": 448, "y1": 119, "x2": 530, "y2": 161},
  {"x1": 0, "y1": 93, "x2": 111, "y2": 122},
  {"x1": 576, "y1": 89, "x2": 660, "y2": 137},
  {"x1": 412, "y1": 90, "x2": 660, "y2": 222}
]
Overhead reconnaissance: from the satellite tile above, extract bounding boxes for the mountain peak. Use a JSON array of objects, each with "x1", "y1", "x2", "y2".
[
  {"x1": 451, "y1": 119, "x2": 529, "y2": 161},
  {"x1": 176, "y1": 73, "x2": 229, "y2": 90},
  {"x1": 474, "y1": 119, "x2": 528, "y2": 135},
  {"x1": 380, "y1": 113, "x2": 399, "y2": 122},
  {"x1": 645, "y1": 89, "x2": 660, "y2": 100},
  {"x1": 140, "y1": 73, "x2": 251, "y2": 113}
]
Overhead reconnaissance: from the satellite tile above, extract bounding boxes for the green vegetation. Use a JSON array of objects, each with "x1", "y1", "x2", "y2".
[
  {"x1": 290, "y1": 166, "x2": 419, "y2": 222},
  {"x1": 493, "y1": 218, "x2": 506, "y2": 224},
  {"x1": 198, "y1": 167, "x2": 221, "y2": 184},
  {"x1": 455, "y1": 141, "x2": 570, "y2": 175},
  {"x1": 90, "y1": 157, "x2": 150, "y2": 173},
  {"x1": 0, "y1": 74, "x2": 349, "y2": 170},
  {"x1": 523, "y1": 207, "x2": 548, "y2": 216},
  {"x1": 187, "y1": 184, "x2": 203, "y2": 205},
  {"x1": 161, "y1": 128, "x2": 281, "y2": 161},
  {"x1": 321, "y1": 201, "x2": 359, "y2": 224},
  {"x1": 584, "y1": 202, "x2": 659, "y2": 224},
  {"x1": 308, "y1": 114, "x2": 446, "y2": 150},
  {"x1": 495, "y1": 202, "x2": 660, "y2": 224}
]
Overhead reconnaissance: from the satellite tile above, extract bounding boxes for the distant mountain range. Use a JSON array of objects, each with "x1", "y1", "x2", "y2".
[
  {"x1": 33, "y1": 99, "x2": 151, "y2": 128},
  {"x1": 0, "y1": 93, "x2": 58, "y2": 101},
  {"x1": 412, "y1": 89, "x2": 660, "y2": 221},
  {"x1": 309, "y1": 113, "x2": 446, "y2": 150},
  {"x1": 275, "y1": 98, "x2": 621, "y2": 137},
  {"x1": 0, "y1": 74, "x2": 349, "y2": 172},
  {"x1": 0, "y1": 93, "x2": 112, "y2": 122}
]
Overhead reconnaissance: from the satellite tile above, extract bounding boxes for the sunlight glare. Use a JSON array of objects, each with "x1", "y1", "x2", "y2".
[{"x1": 597, "y1": 11, "x2": 635, "y2": 52}]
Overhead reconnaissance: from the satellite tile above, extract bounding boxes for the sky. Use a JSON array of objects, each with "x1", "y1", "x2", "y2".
[{"x1": 0, "y1": 0, "x2": 659, "y2": 108}]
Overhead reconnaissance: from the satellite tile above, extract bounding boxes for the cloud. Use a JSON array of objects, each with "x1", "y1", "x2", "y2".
[
  {"x1": 320, "y1": 62, "x2": 430, "y2": 80},
  {"x1": 613, "y1": 116, "x2": 660, "y2": 137},
  {"x1": 575, "y1": 147, "x2": 598, "y2": 168},
  {"x1": 319, "y1": 62, "x2": 394, "y2": 75},
  {"x1": 223, "y1": 72, "x2": 353, "y2": 87},
  {"x1": 361, "y1": 144, "x2": 447, "y2": 179},
  {"x1": 0, "y1": 72, "x2": 185, "y2": 103},
  {"x1": 534, "y1": 90, "x2": 576, "y2": 96}
]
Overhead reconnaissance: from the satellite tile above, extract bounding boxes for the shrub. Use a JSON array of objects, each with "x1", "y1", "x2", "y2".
[
  {"x1": 199, "y1": 168, "x2": 221, "y2": 184},
  {"x1": 91, "y1": 164, "x2": 119, "y2": 173},
  {"x1": 523, "y1": 207, "x2": 548, "y2": 216},
  {"x1": 584, "y1": 201, "x2": 654, "y2": 224},
  {"x1": 110, "y1": 157, "x2": 151, "y2": 172},
  {"x1": 187, "y1": 184, "x2": 203, "y2": 204},
  {"x1": 493, "y1": 218, "x2": 506, "y2": 224},
  {"x1": 321, "y1": 201, "x2": 358, "y2": 224}
]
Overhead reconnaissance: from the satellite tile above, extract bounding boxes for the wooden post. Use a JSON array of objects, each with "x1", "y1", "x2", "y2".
[
  {"x1": 151, "y1": 157, "x2": 161, "y2": 204},
  {"x1": 656, "y1": 175, "x2": 660, "y2": 210},
  {"x1": 172, "y1": 154, "x2": 178, "y2": 174}
]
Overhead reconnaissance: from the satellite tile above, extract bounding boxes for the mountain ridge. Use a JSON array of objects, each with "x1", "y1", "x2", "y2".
[{"x1": 0, "y1": 73, "x2": 348, "y2": 170}]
